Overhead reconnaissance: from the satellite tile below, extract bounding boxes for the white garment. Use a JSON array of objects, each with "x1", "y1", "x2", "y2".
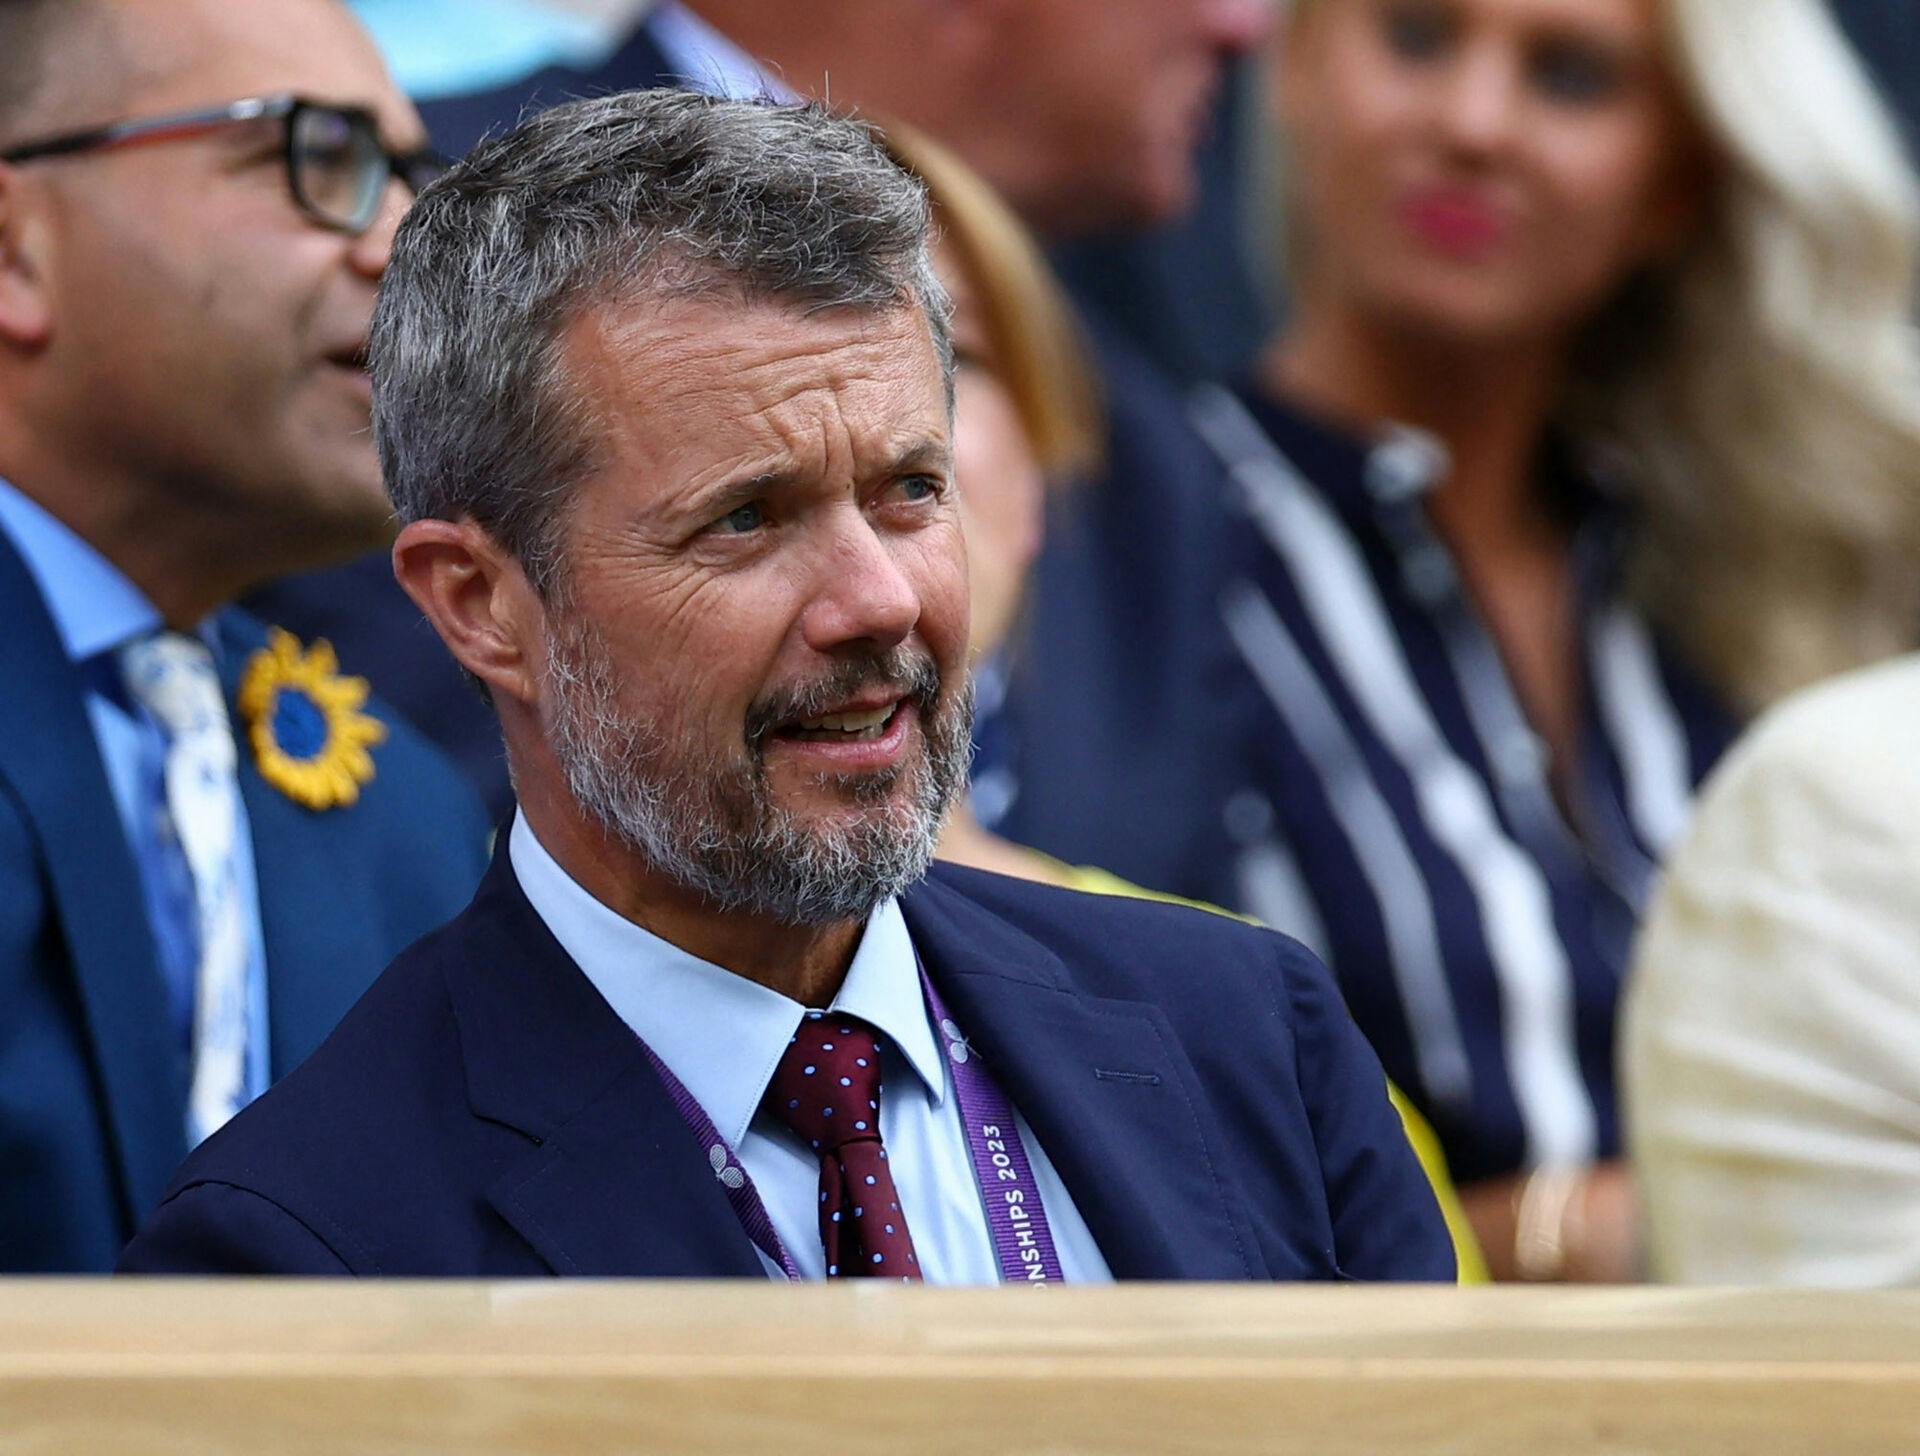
[
  {"x1": 1624, "y1": 655, "x2": 1920, "y2": 1285},
  {"x1": 508, "y1": 813, "x2": 1112, "y2": 1284},
  {"x1": 120, "y1": 632, "x2": 253, "y2": 1145}
]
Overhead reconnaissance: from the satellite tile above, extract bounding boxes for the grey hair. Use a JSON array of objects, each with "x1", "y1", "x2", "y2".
[{"x1": 371, "y1": 89, "x2": 952, "y2": 595}]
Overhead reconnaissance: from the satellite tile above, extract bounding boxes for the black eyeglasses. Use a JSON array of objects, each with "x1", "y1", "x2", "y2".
[{"x1": 0, "y1": 94, "x2": 449, "y2": 236}]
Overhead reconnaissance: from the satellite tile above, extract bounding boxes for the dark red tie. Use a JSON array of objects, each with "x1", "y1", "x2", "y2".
[{"x1": 763, "y1": 1010, "x2": 922, "y2": 1280}]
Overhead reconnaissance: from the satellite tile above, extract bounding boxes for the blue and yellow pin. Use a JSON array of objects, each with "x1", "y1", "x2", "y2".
[{"x1": 237, "y1": 629, "x2": 386, "y2": 811}]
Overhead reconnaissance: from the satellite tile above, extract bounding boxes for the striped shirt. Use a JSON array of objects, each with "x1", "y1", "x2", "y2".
[{"x1": 1190, "y1": 385, "x2": 1737, "y2": 1185}]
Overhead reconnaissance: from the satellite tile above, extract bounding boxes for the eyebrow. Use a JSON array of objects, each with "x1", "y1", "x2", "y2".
[
  {"x1": 886, "y1": 439, "x2": 954, "y2": 476},
  {"x1": 684, "y1": 437, "x2": 953, "y2": 519}
]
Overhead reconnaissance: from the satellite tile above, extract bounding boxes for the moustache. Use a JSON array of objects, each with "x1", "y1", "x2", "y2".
[{"x1": 744, "y1": 648, "x2": 945, "y2": 755}]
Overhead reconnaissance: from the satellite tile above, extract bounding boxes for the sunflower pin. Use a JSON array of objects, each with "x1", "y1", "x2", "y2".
[{"x1": 237, "y1": 629, "x2": 387, "y2": 811}]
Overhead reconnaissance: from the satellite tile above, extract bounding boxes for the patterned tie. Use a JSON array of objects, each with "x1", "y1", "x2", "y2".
[
  {"x1": 121, "y1": 631, "x2": 252, "y2": 1146},
  {"x1": 763, "y1": 1010, "x2": 922, "y2": 1280}
]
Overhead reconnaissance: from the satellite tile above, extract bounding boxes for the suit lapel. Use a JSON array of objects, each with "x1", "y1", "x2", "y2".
[
  {"x1": 486, "y1": 1056, "x2": 768, "y2": 1279},
  {"x1": 902, "y1": 874, "x2": 1265, "y2": 1280},
  {"x1": 449, "y1": 848, "x2": 763, "y2": 1277},
  {"x1": 0, "y1": 533, "x2": 186, "y2": 1226}
]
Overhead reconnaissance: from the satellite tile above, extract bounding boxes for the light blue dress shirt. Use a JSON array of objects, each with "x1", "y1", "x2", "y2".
[
  {"x1": 509, "y1": 812, "x2": 1112, "y2": 1283},
  {"x1": 0, "y1": 478, "x2": 271, "y2": 1117}
]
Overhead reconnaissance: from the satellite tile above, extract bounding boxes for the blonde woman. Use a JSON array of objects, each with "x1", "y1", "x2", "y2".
[{"x1": 1188, "y1": 0, "x2": 1920, "y2": 1279}]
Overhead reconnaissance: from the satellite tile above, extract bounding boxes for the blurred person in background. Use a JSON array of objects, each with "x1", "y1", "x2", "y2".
[
  {"x1": 1625, "y1": 655, "x2": 1920, "y2": 1286},
  {"x1": 1187, "y1": 0, "x2": 1920, "y2": 1279},
  {"x1": 353, "y1": 0, "x2": 1920, "y2": 376},
  {"x1": 0, "y1": 0, "x2": 489, "y2": 1271},
  {"x1": 418, "y1": 0, "x2": 1273, "y2": 237},
  {"x1": 888, "y1": 120, "x2": 1486, "y2": 1280}
]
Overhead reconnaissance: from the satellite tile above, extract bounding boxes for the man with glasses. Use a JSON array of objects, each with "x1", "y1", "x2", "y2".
[
  {"x1": 0, "y1": 0, "x2": 487, "y2": 1271},
  {"x1": 3, "y1": 96, "x2": 446, "y2": 238}
]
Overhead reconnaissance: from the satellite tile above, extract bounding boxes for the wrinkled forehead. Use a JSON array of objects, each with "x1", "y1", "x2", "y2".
[
  {"x1": 563, "y1": 293, "x2": 952, "y2": 486},
  {"x1": 84, "y1": 0, "x2": 416, "y2": 144}
]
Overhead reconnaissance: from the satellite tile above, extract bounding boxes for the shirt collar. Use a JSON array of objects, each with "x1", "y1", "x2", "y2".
[
  {"x1": 1231, "y1": 387, "x2": 1449, "y2": 513},
  {"x1": 508, "y1": 812, "x2": 944, "y2": 1152},
  {"x1": 647, "y1": 1, "x2": 799, "y2": 102},
  {"x1": 0, "y1": 477, "x2": 163, "y2": 662},
  {"x1": 1230, "y1": 385, "x2": 1626, "y2": 530}
]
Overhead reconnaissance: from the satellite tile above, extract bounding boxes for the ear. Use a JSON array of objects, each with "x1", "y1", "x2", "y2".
[
  {"x1": 391, "y1": 517, "x2": 545, "y2": 707},
  {"x1": 0, "y1": 166, "x2": 55, "y2": 348}
]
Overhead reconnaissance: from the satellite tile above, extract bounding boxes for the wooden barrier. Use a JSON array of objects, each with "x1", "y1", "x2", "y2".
[{"x1": 4, "y1": 1282, "x2": 1920, "y2": 1453}]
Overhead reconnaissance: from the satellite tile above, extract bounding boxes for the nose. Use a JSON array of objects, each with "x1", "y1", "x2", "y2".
[
  {"x1": 1431, "y1": 42, "x2": 1526, "y2": 160},
  {"x1": 799, "y1": 511, "x2": 922, "y2": 658},
  {"x1": 345, "y1": 177, "x2": 410, "y2": 280}
]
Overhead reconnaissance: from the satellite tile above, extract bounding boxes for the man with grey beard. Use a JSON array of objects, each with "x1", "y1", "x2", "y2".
[
  {"x1": 546, "y1": 609, "x2": 965, "y2": 928},
  {"x1": 121, "y1": 90, "x2": 1452, "y2": 1283}
]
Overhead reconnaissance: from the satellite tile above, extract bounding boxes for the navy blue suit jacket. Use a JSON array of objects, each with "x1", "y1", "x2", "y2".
[
  {"x1": 120, "y1": 847, "x2": 1454, "y2": 1280},
  {"x1": 0, "y1": 530, "x2": 491, "y2": 1272}
]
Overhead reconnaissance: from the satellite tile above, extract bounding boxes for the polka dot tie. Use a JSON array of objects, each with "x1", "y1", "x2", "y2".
[{"x1": 763, "y1": 1011, "x2": 922, "y2": 1280}]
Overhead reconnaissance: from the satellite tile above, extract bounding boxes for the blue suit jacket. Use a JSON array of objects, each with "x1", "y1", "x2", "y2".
[
  {"x1": 0, "y1": 530, "x2": 492, "y2": 1272},
  {"x1": 119, "y1": 847, "x2": 1454, "y2": 1280}
]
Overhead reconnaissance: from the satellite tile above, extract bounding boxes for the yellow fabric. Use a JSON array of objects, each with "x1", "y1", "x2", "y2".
[
  {"x1": 1385, "y1": 1085, "x2": 1489, "y2": 1284},
  {"x1": 1041, "y1": 856, "x2": 1489, "y2": 1282}
]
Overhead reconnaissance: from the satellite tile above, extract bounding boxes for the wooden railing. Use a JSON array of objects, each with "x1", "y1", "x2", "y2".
[{"x1": 5, "y1": 1282, "x2": 1920, "y2": 1453}]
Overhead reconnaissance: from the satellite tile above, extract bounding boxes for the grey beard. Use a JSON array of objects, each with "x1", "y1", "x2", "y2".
[{"x1": 543, "y1": 614, "x2": 973, "y2": 926}]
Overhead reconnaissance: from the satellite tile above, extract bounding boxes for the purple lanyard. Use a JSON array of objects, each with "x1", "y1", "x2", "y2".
[
  {"x1": 639, "y1": 971, "x2": 1065, "y2": 1284},
  {"x1": 918, "y1": 969, "x2": 1066, "y2": 1284},
  {"x1": 639, "y1": 1042, "x2": 802, "y2": 1281}
]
